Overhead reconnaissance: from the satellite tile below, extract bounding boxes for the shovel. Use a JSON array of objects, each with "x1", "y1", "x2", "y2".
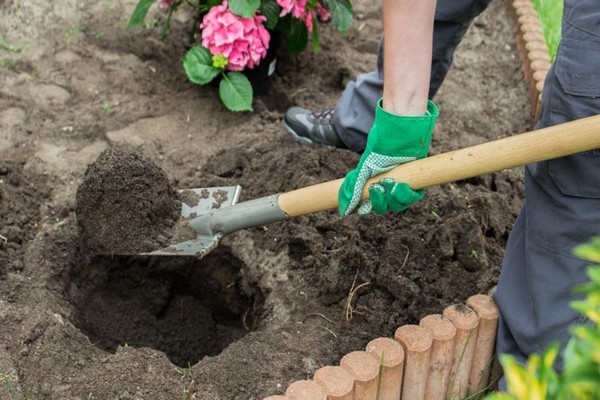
[{"x1": 146, "y1": 114, "x2": 600, "y2": 257}]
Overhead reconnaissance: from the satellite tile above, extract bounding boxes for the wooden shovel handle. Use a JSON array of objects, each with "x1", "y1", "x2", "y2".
[{"x1": 278, "y1": 114, "x2": 600, "y2": 217}]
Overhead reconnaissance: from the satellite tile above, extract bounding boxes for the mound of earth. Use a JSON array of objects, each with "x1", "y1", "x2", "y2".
[{"x1": 75, "y1": 148, "x2": 182, "y2": 254}]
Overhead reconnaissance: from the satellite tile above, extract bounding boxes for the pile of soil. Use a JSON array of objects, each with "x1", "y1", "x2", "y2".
[
  {"x1": 0, "y1": 0, "x2": 532, "y2": 399},
  {"x1": 75, "y1": 148, "x2": 182, "y2": 254}
]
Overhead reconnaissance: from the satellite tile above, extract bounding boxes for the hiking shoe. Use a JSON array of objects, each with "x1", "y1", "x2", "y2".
[{"x1": 283, "y1": 107, "x2": 348, "y2": 149}]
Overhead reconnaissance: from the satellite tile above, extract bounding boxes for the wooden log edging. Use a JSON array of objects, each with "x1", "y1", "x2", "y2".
[
  {"x1": 263, "y1": 295, "x2": 500, "y2": 400},
  {"x1": 507, "y1": 0, "x2": 554, "y2": 123}
]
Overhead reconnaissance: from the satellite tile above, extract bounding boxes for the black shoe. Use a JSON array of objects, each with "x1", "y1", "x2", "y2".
[{"x1": 283, "y1": 107, "x2": 348, "y2": 149}]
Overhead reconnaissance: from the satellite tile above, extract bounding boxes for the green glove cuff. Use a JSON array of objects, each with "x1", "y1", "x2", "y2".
[{"x1": 369, "y1": 99, "x2": 439, "y2": 158}]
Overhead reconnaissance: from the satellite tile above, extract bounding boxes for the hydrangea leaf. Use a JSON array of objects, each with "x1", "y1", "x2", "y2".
[
  {"x1": 260, "y1": 0, "x2": 281, "y2": 30},
  {"x1": 228, "y1": 0, "x2": 261, "y2": 18},
  {"x1": 285, "y1": 18, "x2": 308, "y2": 54},
  {"x1": 183, "y1": 47, "x2": 220, "y2": 84},
  {"x1": 128, "y1": 0, "x2": 155, "y2": 29},
  {"x1": 323, "y1": 0, "x2": 353, "y2": 33},
  {"x1": 220, "y1": 72, "x2": 253, "y2": 112}
]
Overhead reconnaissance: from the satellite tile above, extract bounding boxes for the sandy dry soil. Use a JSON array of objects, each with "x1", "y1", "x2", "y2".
[{"x1": 0, "y1": 0, "x2": 531, "y2": 398}]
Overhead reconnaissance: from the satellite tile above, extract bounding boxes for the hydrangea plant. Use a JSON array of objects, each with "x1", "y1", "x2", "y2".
[{"x1": 129, "y1": 0, "x2": 353, "y2": 111}]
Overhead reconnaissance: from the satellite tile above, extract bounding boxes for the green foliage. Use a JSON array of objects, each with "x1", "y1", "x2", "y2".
[
  {"x1": 260, "y1": 0, "x2": 281, "y2": 30},
  {"x1": 128, "y1": 0, "x2": 155, "y2": 29},
  {"x1": 0, "y1": 370, "x2": 17, "y2": 400},
  {"x1": 183, "y1": 46, "x2": 220, "y2": 84},
  {"x1": 160, "y1": 7, "x2": 175, "y2": 41},
  {"x1": 0, "y1": 35, "x2": 22, "y2": 53},
  {"x1": 2, "y1": 58, "x2": 14, "y2": 70},
  {"x1": 184, "y1": 46, "x2": 253, "y2": 111},
  {"x1": 322, "y1": 0, "x2": 352, "y2": 33},
  {"x1": 574, "y1": 238, "x2": 600, "y2": 264},
  {"x1": 311, "y1": 13, "x2": 321, "y2": 52},
  {"x1": 486, "y1": 238, "x2": 600, "y2": 400},
  {"x1": 228, "y1": 0, "x2": 261, "y2": 17},
  {"x1": 64, "y1": 24, "x2": 82, "y2": 45},
  {"x1": 530, "y1": 0, "x2": 563, "y2": 61},
  {"x1": 282, "y1": 17, "x2": 309, "y2": 54},
  {"x1": 219, "y1": 72, "x2": 253, "y2": 112}
]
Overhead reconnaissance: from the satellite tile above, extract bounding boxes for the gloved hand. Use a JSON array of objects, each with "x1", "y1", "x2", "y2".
[{"x1": 338, "y1": 98, "x2": 438, "y2": 217}]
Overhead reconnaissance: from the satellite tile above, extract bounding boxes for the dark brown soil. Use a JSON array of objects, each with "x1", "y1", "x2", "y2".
[
  {"x1": 0, "y1": 161, "x2": 49, "y2": 277},
  {"x1": 76, "y1": 148, "x2": 181, "y2": 254},
  {"x1": 0, "y1": 0, "x2": 531, "y2": 399}
]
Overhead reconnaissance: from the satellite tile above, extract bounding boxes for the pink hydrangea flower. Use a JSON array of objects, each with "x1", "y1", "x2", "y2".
[
  {"x1": 315, "y1": 3, "x2": 331, "y2": 22},
  {"x1": 303, "y1": 11, "x2": 313, "y2": 32},
  {"x1": 156, "y1": 0, "x2": 180, "y2": 11},
  {"x1": 277, "y1": 0, "x2": 330, "y2": 32},
  {"x1": 277, "y1": 0, "x2": 308, "y2": 19},
  {"x1": 200, "y1": 1, "x2": 270, "y2": 71}
]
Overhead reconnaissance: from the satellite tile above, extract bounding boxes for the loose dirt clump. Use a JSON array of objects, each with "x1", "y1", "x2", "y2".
[
  {"x1": 75, "y1": 148, "x2": 181, "y2": 254},
  {"x1": 179, "y1": 189, "x2": 200, "y2": 207}
]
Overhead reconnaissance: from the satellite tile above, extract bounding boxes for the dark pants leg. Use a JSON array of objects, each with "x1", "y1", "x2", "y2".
[
  {"x1": 494, "y1": 0, "x2": 600, "y2": 373},
  {"x1": 333, "y1": 0, "x2": 493, "y2": 152}
]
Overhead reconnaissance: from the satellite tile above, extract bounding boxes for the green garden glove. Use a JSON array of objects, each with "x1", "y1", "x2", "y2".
[{"x1": 338, "y1": 99, "x2": 439, "y2": 217}]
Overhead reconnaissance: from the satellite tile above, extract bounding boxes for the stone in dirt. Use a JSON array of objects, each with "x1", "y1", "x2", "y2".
[{"x1": 76, "y1": 148, "x2": 185, "y2": 254}]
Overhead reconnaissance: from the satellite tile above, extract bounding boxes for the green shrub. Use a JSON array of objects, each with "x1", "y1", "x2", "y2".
[{"x1": 530, "y1": 0, "x2": 563, "y2": 60}]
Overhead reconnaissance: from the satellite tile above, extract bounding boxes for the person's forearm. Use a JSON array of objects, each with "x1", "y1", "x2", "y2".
[{"x1": 382, "y1": 0, "x2": 436, "y2": 116}]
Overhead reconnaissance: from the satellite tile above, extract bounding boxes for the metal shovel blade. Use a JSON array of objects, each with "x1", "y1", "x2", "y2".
[{"x1": 143, "y1": 186, "x2": 242, "y2": 256}]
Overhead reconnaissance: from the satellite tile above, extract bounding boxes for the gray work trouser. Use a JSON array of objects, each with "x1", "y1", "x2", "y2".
[
  {"x1": 333, "y1": 0, "x2": 493, "y2": 152},
  {"x1": 494, "y1": 0, "x2": 600, "y2": 372}
]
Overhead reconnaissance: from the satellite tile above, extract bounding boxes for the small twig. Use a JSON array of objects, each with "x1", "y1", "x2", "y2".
[
  {"x1": 346, "y1": 282, "x2": 371, "y2": 324},
  {"x1": 318, "y1": 326, "x2": 338, "y2": 339},
  {"x1": 351, "y1": 305, "x2": 371, "y2": 317},
  {"x1": 290, "y1": 87, "x2": 308, "y2": 98},
  {"x1": 352, "y1": 282, "x2": 371, "y2": 295},
  {"x1": 344, "y1": 270, "x2": 371, "y2": 327},
  {"x1": 242, "y1": 308, "x2": 250, "y2": 332},
  {"x1": 303, "y1": 313, "x2": 335, "y2": 324},
  {"x1": 321, "y1": 247, "x2": 345, "y2": 254},
  {"x1": 184, "y1": 380, "x2": 196, "y2": 400},
  {"x1": 0, "y1": 234, "x2": 7, "y2": 246},
  {"x1": 344, "y1": 270, "x2": 359, "y2": 324},
  {"x1": 397, "y1": 244, "x2": 410, "y2": 274}
]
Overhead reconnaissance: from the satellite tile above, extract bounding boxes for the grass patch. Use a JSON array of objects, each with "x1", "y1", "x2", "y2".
[
  {"x1": 530, "y1": 0, "x2": 563, "y2": 60},
  {"x1": 0, "y1": 36, "x2": 22, "y2": 53}
]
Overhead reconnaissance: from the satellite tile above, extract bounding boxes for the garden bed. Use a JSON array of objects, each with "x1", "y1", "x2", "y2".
[{"x1": 0, "y1": 0, "x2": 531, "y2": 398}]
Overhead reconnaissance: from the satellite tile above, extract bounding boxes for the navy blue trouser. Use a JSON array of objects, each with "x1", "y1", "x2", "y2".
[
  {"x1": 333, "y1": 0, "x2": 493, "y2": 152},
  {"x1": 332, "y1": 0, "x2": 600, "y2": 374},
  {"x1": 494, "y1": 0, "x2": 600, "y2": 372}
]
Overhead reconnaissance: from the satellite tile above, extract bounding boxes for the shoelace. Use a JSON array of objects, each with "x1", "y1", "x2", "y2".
[{"x1": 311, "y1": 109, "x2": 335, "y2": 122}]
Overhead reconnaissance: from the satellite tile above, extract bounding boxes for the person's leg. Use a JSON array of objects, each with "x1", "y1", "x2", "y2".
[
  {"x1": 333, "y1": 0, "x2": 493, "y2": 152},
  {"x1": 494, "y1": 0, "x2": 600, "y2": 373},
  {"x1": 284, "y1": 0, "x2": 493, "y2": 151}
]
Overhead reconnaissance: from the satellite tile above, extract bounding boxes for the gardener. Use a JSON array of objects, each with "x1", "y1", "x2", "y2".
[{"x1": 284, "y1": 0, "x2": 600, "y2": 382}]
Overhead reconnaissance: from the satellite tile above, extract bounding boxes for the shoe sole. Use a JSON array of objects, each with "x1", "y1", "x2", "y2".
[{"x1": 282, "y1": 120, "x2": 337, "y2": 149}]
